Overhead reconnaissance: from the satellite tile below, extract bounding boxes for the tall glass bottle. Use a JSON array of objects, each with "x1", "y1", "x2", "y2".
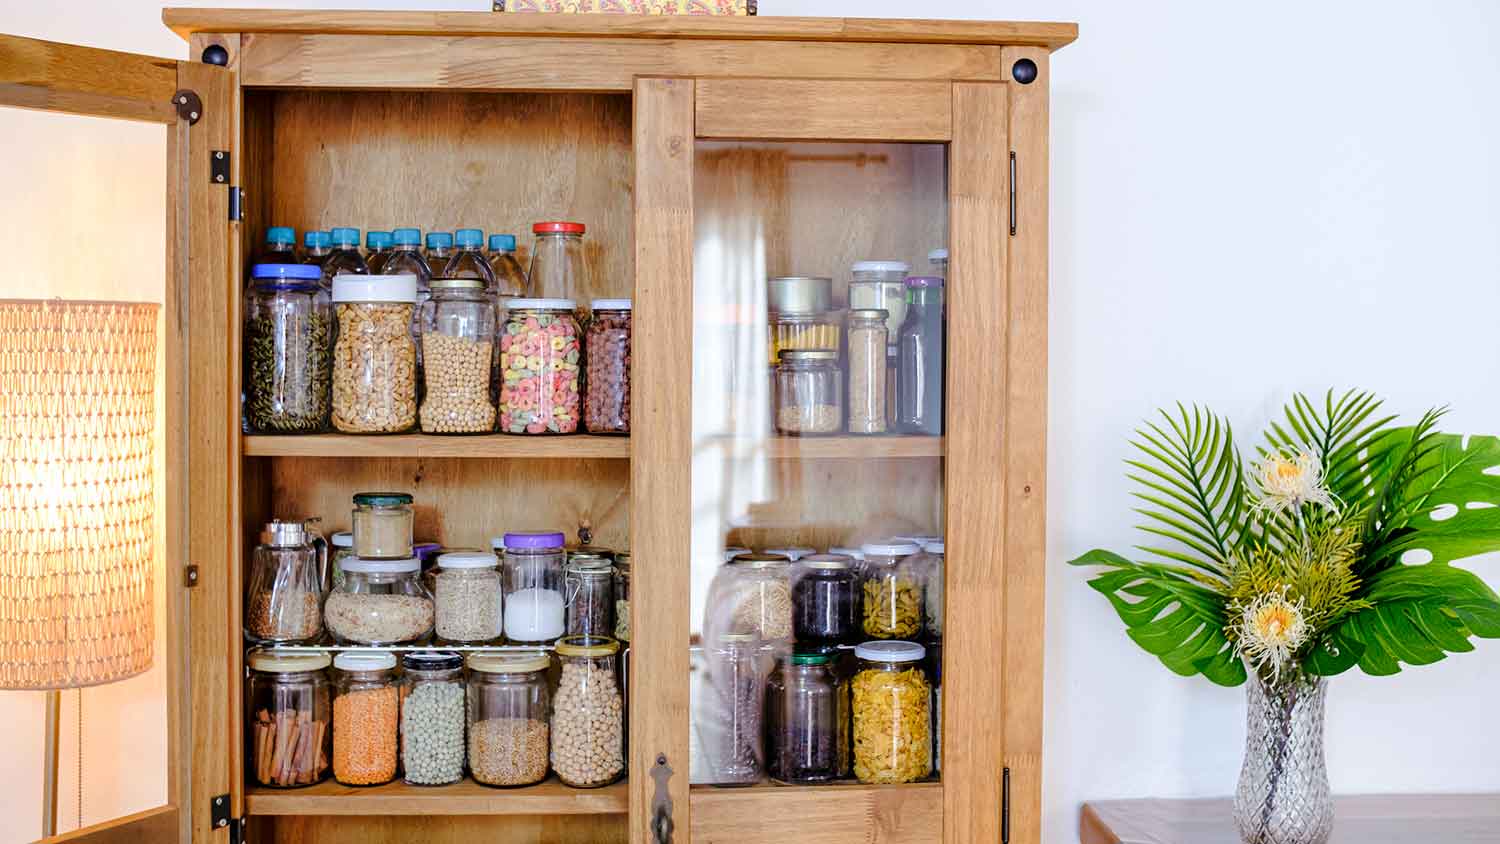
[{"x1": 897, "y1": 276, "x2": 945, "y2": 435}]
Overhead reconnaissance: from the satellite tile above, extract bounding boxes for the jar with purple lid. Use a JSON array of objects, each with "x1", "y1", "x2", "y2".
[
  {"x1": 501, "y1": 530, "x2": 567, "y2": 644},
  {"x1": 897, "y1": 275, "x2": 945, "y2": 436}
]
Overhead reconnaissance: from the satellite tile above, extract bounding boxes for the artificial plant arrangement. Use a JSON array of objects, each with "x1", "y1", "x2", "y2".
[{"x1": 1071, "y1": 390, "x2": 1500, "y2": 844}]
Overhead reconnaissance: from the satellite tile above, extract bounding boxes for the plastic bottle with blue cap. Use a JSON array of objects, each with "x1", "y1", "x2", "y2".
[
  {"x1": 446, "y1": 228, "x2": 495, "y2": 287},
  {"x1": 326, "y1": 227, "x2": 369, "y2": 278},
  {"x1": 382, "y1": 227, "x2": 432, "y2": 288},
  {"x1": 302, "y1": 230, "x2": 332, "y2": 272},
  {"x1": 487, "y1": 233, "x2": 530, "y2": 302},
  {"x1": 423, "y1": 231, "x2": 453, "y2": 277},
  {"x1": 365, "y1": 231, "x2": 393, "y2": 274},
  {"x1": 258, "y1": 225, "x2": 299, "y2": 264}
]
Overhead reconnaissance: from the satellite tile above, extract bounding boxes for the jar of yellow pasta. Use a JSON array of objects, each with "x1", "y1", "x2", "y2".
[{"x1": 851, "y1": 640, "x2": 931, "y2": 784}]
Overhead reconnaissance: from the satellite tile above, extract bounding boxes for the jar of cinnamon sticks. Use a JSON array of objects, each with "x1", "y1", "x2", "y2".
[{"x1": 247, "y1": 649, "x2": 333, "y2": 788}]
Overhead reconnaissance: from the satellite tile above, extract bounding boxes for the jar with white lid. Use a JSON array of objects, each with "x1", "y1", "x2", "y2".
[
  {"x1": 246, "y1": 649, "x2": 332, "y2": 788},
  {"x1": 332, "y1": 650, "x2": 400, "y2": 786},
  {"x1": 708, "y1": 553, "x2": 793, "y2": 642},
  {"x1": 764, "y1": 546, "x2": 815, "y2": 562},
  {"x1": 502, "y1": 531, "x2": 567, "y2": 644},
  {"x1": 848, "y1": 261, "x2": 911, "y2": 343},
  {"x1": 852, "y1": 640, "x2": 931, "y2": 784},
  {"x1": 585, "y1": 298, "x2": 632, "y2": 434},
  {"x1": 467, "y1": 652, "x2": 552, "y2": 786},
  {"x1": 498, "y1": 298, "x2": 582, "y2": 435},
  {"x1": 329, "y1": 531, "x2": 354, "y2": 591},
  {"x1": 399, "y1": 651, "x2": 465, "y2": 785},
  {"x1": 351, "y1": 491, "x2": 414, "y2": 560},
  {"x1": 919, "y1": 540, "x2": 944, "y2": 637},
  {"x1": 325, "y1": 557, "x2": 433, "y2": 645},
  {"x1": 860, "y1": 541, "x2": 923, "y2": 639},
  {"x1": 419, "y1": 277, "x2": 497, "y2": 434},
  {"x1": 434, "y1": 550, "x2": 503, "y2": 643},
  {"x1": 331, "y1": 273, "x2": 418, "y2": 433}
]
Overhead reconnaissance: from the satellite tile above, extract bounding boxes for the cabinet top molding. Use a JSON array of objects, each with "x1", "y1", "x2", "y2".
[{"x1": 163, "y1": 8, "x2": 1077, "y2": 50}]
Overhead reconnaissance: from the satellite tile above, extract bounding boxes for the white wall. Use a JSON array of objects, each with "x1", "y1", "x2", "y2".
[{"x1": 4, "y1": 2, "x2": 1498, "y2": 843}]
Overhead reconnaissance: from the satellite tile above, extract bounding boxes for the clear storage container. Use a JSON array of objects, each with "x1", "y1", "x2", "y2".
[
  {"x1": 325, "y1": 557, "x2": 434, "y2": 645},
  {"x1": 467, "y1": 652, "x2": 552, "y2": 787},
  {"x1": 247, "y1": 649, "x2": 332, "y2": 788},
  {"x1": 774, "y1": 350, "x2": 843, "y2": 436},
  {"x1": 768, "y1": 312, "x2": 840, "y2": 367},
  {"x1": 565, "y1": 554, "x2": 615, "y2": 637},
  {"x1": 332, "y1": 651, "x2": 401, "y2": 786},
  {"x1": 848, "y1": 261, "x2": 910, "y2": 342},
  {"x1": 497, "y1": 299, "x2": 581, "y2": 435},
  {"x1": 528, "y1": 221, "x2": 587, "y2": 302},
  {"x1": 716, "y1": 553, "x2": 793, "y2": 642},
  {"x1": 446, "y1": 228, "x2": 495, "y2": 286},
  {"x1": 845, "y1": 308, "x2": 889, "y2": 434},
  {"x1": 350, "y1": 492, "x2": 413, "y2": 560},
  {"x1": 502, "y1": 531, "x2": 567, "y2": 644},
  {"x1": 419, "y1": 278, "x2": 497, "y2": 434},
  {"x1": 244, "y1": 264, "x2": 332, "y2": 433},
  {"x1": 329, "y1": 531, "x2": 354, "y2": 591},
  {"x1": 860, "y1": 541, "x2": 924, "y2": 639},
  {"x1": 584, "y1": 299, "x2": 632, "y2": 434},
  {"x1": 919, "y1": 540, "x2": 944, "y2": 637},
  {"x1": 766, "y1": 651, "x2": 848, "y2": 784},
  {"x1": 791, "y1": 554, "x2": 858, "y2": 644},
  {"x1": 331, "y1": 273, "x2": 418, "y2": 433},
  {"x1": 897, "y1": 276, "x2": 945, "y2": 436},
  {"x1": 705, "y1": 633, "x2": 766, "y2": 785},
  {"x1": 613, "y1": 553, "x2": 631, "y2": 642},
  {"x1": 245, "y1": 520, "x2": 323, "y2": 644},
  {"x1": 928, "y1": 248, "x2": 948, "y2": 278},
  {"x1": 400, "y1": 651, "x2": 465, "y2": 786},
  {"x1": 851, "y1": 640, "x2": 931, "y2": 784},
  {"x1": 433, "y1": 550, "x2": 503, "y2": 644},
  {"x1": 550, "y1": 635, "x2": 625, "y2": 787}
]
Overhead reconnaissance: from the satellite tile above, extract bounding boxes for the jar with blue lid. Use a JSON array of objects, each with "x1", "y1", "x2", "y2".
[{"x1": 244, "y1": 262, "x2": 332, "y2": 433}]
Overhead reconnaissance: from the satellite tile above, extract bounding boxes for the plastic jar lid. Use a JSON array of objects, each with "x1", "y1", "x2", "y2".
[
  {"x1": 248, "y1": 649, "x2": 331, "y2": 673},
  {"x1": 437, "y1": 550, "x2": 498, "y2": 569},
  {"x1": 334, "y1": 651, "x2": 398, "y2": 672},
  {"x1": 928, "y1": 248, "x2": 949, "y2": 261},
  {"x1": 504, "y1": 531, "x2": 566, "y2": 549},
  {"x1": 861, "y1": 541, "x2": 920, "y2": 558},
  {"x1": 905, "y1": 275, "x2": 945, "y2": 288},
  {"x1": 614, "y1": 552, "x2": 631, "y2": 570},
  {"x1": 403, "y1": 651, "x2": 462, "y2": 671},
  {"x1": 353, "y1": 492, "x2": 414, "y2": 507},
  {"x1": 894, "y1": 534, "x2": 943, "y2": 546},
  {"x1": 778, "y1": 350, "x2": 838, "y2": 362},
  {"x1": 731, "y1": 552, "x2": 790, "y2": 568},
  {"x1": 848, "y1": 308, "x2": 889, "y2": 320},
  {"x1": 533, "y1": 221, "x2": 585, "y2": 234},
  {"x1": 431, "y1": 277, "x2": 486, "y2": 290},
  {"x1": 555, "y1": 635, "x2": 620, "y2": 657},
  {"x1": 828, "y1": 546, "x2": 866, "y2": 561},
  {"x1": 468, "y1": 652, "x2": 551, "y2": 674},
  {"x1": 507, "y1": 297, "x2": 576, "y2": 311},
  {"x1": 590, "y1": 298, "x2": 632, "y2": 311},
  {"x1": 923, "y1": 540, "x2": 945, "y2": 554},
  {"x1": 851, "y1": 260, "x2": 911, "y2": 274},
  {"x1": 790, "y1": 651, "x2": 833, "y2": 665},
  {"x1": 330, "y1": 531, "x2": 353, "y2": 548},
  {"x1": 252, "y1": 263, "x2": 322, "y2": 281},
  {"x1": 341, "y1": 557, "x2": 420, "y2": 574},
  {"x1": 333, "y1": 274, "x2": 417, "y2": 303},
  {"x1": 855, "y1": 640, "x2": 925, "y2": 662},
  {"x1": 490, "y1": 536, "x2": 506, "y2": 551},
  {"x1": 799, "y1": 553, "x2": 852, "y2": 570}
]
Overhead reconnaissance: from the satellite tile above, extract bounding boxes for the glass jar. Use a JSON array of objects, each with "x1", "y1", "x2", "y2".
[
  {"x1": 433, "y1": 550, "x2": 503, "y2": 644},
  {"x1": 613, "y1": 553, "x2": 631, "y2": 642},
  {"x1": 925, "y1": 637, "x2": 943, "y2": 773},
  {"x1": 502, "y1": 531, "x2": 567, "y2": 644},
  {"x1": 243, "y1": 264, "x2": 332, "y2": 433},
  {"x1": 351, "y1": 492, "x2": 414, "y2": 559},
  {"x1": 584, "y1": 299, "x2": 632, "y2": 434},
  {"x1": 497, "y1": 299, "x2": 582, "y2": 435},
  {"x1": 716, "y1": 553, "x2": 793, "y2": 641},
  {"x1": 860, "y1": 541, "x2": 924, "y2": 639},
  {"x1": 919, "y1": 540, "x2": 944, "y2": 637},
  {"x1": 400, "y1": 651, "x2": 465, "y2": 786},
  {"x1": 245, "y1": 520, "x2": 323, "y2": 644},
  {"x1": 848, "y1": 260, "x2": 910, "y2": 343},
  {"x1": 419, "y1": 278, "x2": 497, "y2": 434},
  {"x1": 550, "y1": 635, "x2": 625, "y2": 787},
  {"x1": 846, "y1": 308, "x2": 889, "y2": 435},
  {"x1": 528, "y1": 221, "x2": 587, "y2": 301},
  {"x1": 565, "y1": 554, "x2": 614, "y2": 637},
  {"x1": 764, "y1": 546, "x2": 815, "y2": 562},
  {"x1": 329, "y1": 531, "x2": 354, "y2": 591},
  {"x1": 852, "y1": 640, "x2": 932, "y2": 784},
  {"x1": 467, "y1": 652, "x2": 552, "y2": 787},
  {"x1": 331, "y1": 273, "x2": 418, "y2": 433},
  {"x1": 705, "y1": 633, "x2": 766, "y2": 785},
  {"x1": 792, "y1": 554, "x2": 858, "y2": 644},
  {"x1": 897, "y1": 276, "x2": 945, "y2": 436},
  {"x1": 774, "y1": 350, "x2": 843, "y2": 436},
  {"x1": 325, "y1": 557, "x2": 434, "y2": 645},
  {"x1": 331, "y1": 651, "x2": 400, "y2": 786},
  {"x1": 928, "y1": 247, "x2": 948, "y2": 278},
  {"x1": 768, "y1": 312, "x2": 840, "y2": 366},
  {"x1": 246, "y1": 649, "x2": 332, "y2": 788},
  {"x1": 766, "y1": 651, "x2": 848, "y2": 784}
]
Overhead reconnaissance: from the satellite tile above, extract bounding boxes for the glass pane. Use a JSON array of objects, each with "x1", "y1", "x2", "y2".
[{"x1": 689, "y1": 141, "x2": 948, "y2": 790}]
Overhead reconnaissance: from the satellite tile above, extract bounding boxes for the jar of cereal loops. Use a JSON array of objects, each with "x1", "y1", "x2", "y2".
[
  {"x1": 498, "y1": 299, "x2": 581, "y2": 435},
  {"x1": 332, "y1": 651, "x2": 401, "y2": 786},
  {"x1": 584, "y1": 299, "x2": 631, "y2": 434},
  {"x1": 851, "y1": 640, "x2": 931, "y2": 784},
  {"x1": 550, "y1": 635, "x2": 625, "y2": 788},
  {"x1": 860, "y1": 542, "x2": 924, "y2": 639},
  {"x1": 419, "y1": 278, "x2": 496, "y2": 434},
  {"x1": 467, "y1": 652, "x2": 551, "y2": 787},
  {"x1": 331, "y1": 274, "x2": 418, "y2": 433}
]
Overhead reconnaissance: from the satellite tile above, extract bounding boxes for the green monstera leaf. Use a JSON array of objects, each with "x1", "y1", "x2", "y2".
[{"x1": 1380, "y1": 433, "x2": 1500, "y2": 566}]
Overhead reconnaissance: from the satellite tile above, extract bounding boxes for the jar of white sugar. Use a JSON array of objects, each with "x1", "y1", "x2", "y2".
[{"x1": 501, "y1": 531, "x2": 566, "y2": 644}]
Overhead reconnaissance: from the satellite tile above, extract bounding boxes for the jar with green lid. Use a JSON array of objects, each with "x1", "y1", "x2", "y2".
[
  {"x1": 851, "y1": 640, "x2": 931, "y2": 784},
  {"x1": 773, "y1": 350, "x2": 843, "y2": 436},
  {"x1": 767, "y1": 650, "x2": 848, "y2": 783},
  {"x1": 400, "y1": 651, "x2": 465, "y2": 786},
  {"x1": 613, "y1": 553, "x2": 631, "y2": 642},
  {"x1": 351, "y1": 491, "x2": 414, "y2": 559},
  {"x1": 550, "y1": 635, "x2": 624, "y2": 787},
  {"x1": 466, "y1": 652, "x2": 552, "y2": 786},
  {"x1": 434, "y1": 551, "x2": 503, "y2": 644},
  {"x1": 860, "y1": 541, "x2": 924, "y2": 639},
  {"x1": 246, "y1": 649, "x2": 332, "y2": 788},
  {"x1": 332, "y1": 650, "x2": 400, "y2": 786},
  {"x1": 565, "y1": 554, "x2": 614, "y2": 637}
]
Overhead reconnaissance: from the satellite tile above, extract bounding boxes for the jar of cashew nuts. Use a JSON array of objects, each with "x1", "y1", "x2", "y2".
[{"x1": 331, "y1": 274, "x2": 418, "y2": 433}]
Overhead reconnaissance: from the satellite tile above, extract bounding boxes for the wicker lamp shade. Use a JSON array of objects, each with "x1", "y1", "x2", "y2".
[{"x1": 0, "y1": 299, "x2": 159, "y2": 690}]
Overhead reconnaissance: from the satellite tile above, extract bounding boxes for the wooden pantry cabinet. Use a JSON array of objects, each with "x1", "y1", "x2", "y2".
[{"x1": 2, "y1": 9, "x2": 1073, "y2": 844}]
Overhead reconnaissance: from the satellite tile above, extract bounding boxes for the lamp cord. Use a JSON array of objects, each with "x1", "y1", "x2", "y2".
[{"x1": 76, "y1": 689, "x2": 83, "y2": 829}]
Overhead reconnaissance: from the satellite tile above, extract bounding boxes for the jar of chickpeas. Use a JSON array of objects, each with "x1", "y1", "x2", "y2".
[{"x1": 419, "y1": 278, "x2": 496, "y2": 434}]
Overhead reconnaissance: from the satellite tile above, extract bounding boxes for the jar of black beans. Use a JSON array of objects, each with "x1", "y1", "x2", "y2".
[
  {"x1": 791, "y1": 554, "x2": 858, "y2": 643},
  {"x1": 767, "y1": 650, "x2": 849, "y2": 783}
]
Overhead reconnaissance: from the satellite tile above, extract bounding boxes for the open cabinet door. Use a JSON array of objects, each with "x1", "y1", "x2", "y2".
[{"x1": 0, "y1": 34, "x2": 236, "y2": 844}]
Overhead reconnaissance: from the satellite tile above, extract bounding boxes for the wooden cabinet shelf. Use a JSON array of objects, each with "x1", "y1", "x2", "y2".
[
  {"x1": 242, "y1": 433, "x2": 944, "y2": 459},
  {"x1": 246, "y1": 777, "x2": 627, "y2": 816},
  {"x1": 691, "y1": 782, "x2": 942, "y2": 843}
]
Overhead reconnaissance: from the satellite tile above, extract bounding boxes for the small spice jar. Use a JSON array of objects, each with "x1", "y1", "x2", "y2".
[
  {"x1": 331, "y1": 273, "x2": 418, "y2": 433},
  {"x1": 766, "y1": 650, "x2": 849, "y2": 784},
  {"x1": 433, "y1": 550, "x2": 503, "y2": 644},
  {"x1": 846, "y1": 308, "x2": 889, "y2": 434},
  {"x1": 419, "y1": 278, "x2": 497, "y2": 434},
  {"x1": 325, "y1": 557, "x2": 434, "y2": 645},
  {"x1": 774, "y1": 350, "x2": 842, "y2": 436},
  {"x1": 852, "y1": 640, "x2": 931, "y2": 784},
  {"x1": 332, "y1": 651, "x2": 401, "y2": 786},
  {"x1": 613, "y1": 553, "x2": 631, "y2": 642},
  {"x1": 502, "y1": 531, "x2": 567, "y2": 644},
  {"x1": 585, "y1": 299, "x2": 631, "y2": 434},
  {"x1": 246, "y1": 649, "x2": 332, "y2": 788},
  {"x1": 860, "y1": 542, "x2": 924, "y2": 639},
  {"x1": 705, "y1": 632, "x2": 767, "y2": 785},
  {"x1": 400, "y1": 651, "x2": 465, "y2": 786},
  {"x1": 329, "y1": 531, "x2": 354, "y2": 591},
  {"x1": 467, "y1": 652, "x2": 552, "y2": 787},
  {"x1": 550, "y1": 635, "x2": 625, "y2": 788},
  {"x1": 350, "y1": 492, "x2": 414, "y2": 560},
  {"x1": 565, "y1": 553, "x2": 615, "y2": 637},
  {"x1": 721, "y1": 553, "x2": 794, "y2": 641},
  {"x1": 245, "y1": 520, "x2": 323, "y2": 644},
  {"x1": 497, "y1": 299, "x2": 582, "y2": 435},
  {"x1": 243, "y1": 263, "x2": 332, "y2": 433},
  {"x1": 791, "y1": 553, "x2": 858, "y2": 644}
]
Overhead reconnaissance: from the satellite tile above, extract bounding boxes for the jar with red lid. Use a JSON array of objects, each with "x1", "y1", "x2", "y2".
[{"x1": 528, "y1": 221, "x2": 587, "y2": 302}]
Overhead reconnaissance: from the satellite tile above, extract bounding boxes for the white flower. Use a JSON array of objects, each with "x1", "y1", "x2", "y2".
[
  {"x1": 1234, "y1": 589, "x2": 1310, "y2": 683},
  {"x1": 1249, "y1": 449, "x2": 1339, "y2": 517}
]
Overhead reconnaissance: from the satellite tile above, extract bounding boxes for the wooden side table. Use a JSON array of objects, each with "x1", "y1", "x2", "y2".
[{"x1": 1081, "y1": 794, "x2": 1500, "y2": 844}]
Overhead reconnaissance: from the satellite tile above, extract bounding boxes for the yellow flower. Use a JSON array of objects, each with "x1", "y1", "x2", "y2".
[
  {"x1": 1234, "y1": 589, "x2": 1310, "y2": 682},
  {"x1": 1249, "y1": 449, "x2": 1339, "y2": 517}
]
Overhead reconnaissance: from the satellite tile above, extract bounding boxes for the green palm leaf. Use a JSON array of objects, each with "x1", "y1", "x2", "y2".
[{"x1": 1263, "y1": 389, "x2": 1398, "y2": 506}]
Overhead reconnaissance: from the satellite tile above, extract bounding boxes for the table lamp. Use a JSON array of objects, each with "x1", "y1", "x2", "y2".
[{"x1": 0, "y1": 299, "x2": 159, "y2": 837}]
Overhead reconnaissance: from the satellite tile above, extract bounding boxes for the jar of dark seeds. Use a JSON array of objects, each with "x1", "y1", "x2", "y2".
[
  {"x1": 791, "y1": 553, "x2": 857, "y2": 643},
  {"x1": 243, "y1": 263, "x2": 332, "y2": 433},
  {"x1": 767, "y1": 650, "x2": 849, "y2": 784},
  {"x1": 564, "y1": 554, "x2": 614, "y2": 637},
  {"x1": 584, "y1": 299, "x2": 631, "y2": 434}
]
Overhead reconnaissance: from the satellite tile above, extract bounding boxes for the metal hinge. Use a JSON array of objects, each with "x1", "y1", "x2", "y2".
[
  {"x1": 211, "y1": 150, "x2": 231, "y2": 185},
  {"x1": 650, "y1": 754, "x2": 675, "y2": 843},
  {"x1": 210, "y1": 793, "x2": 244, "y2": 842},
  {"x1": 229, "y1": 186, "x2": 243, "y2": 221},
  {"x1": 1001, "y1": 766, "x2": 1011, "y2": 844},
  {"x1": 172, "y1": 89, "x2": 202, "y2": 125},
  {"x1": 1008, "y1": 152, "x2": 1017, "y2": 237},
  {"x1": 184, "y1": 565, "x2": 199, "y2": 588}
]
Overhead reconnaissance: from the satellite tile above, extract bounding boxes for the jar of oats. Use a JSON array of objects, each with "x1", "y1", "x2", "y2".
[
  {"x1": 419, "y1": 278, "x2": 496, "y2": 434},
  {"x1": 331, "y1": 273, "x2": 418, "y2": 433},
  {"x1": 550, "y1": 635, "x2": 625, "y2": 788},
  {"x1": 433, "y1": 550, "x2": 503, "y2": 644},
  {"x1": 467, "y1": 652, "x2": 551, "y2": 787}
]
